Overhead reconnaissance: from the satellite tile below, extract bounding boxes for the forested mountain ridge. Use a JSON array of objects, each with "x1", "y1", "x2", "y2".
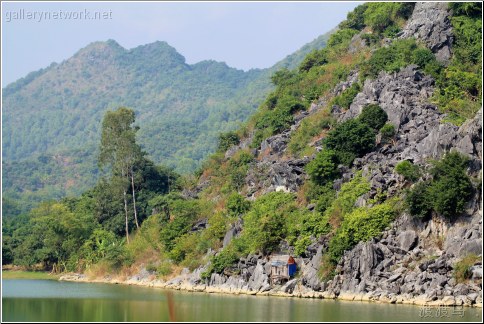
[
  {"x1": 3, "y1": 2, "x2": 482, "y2": 307},
  {"x1": 3, "y1": 40, "x2": 262, "y2": 166},
  {"x1": 2, "y1": 32, "x2": 331, "y2": 215}
]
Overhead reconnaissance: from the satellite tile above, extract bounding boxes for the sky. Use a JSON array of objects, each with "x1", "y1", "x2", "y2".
[{"x1": 1, "y1": 1, "x2": 360, "y2": 85}]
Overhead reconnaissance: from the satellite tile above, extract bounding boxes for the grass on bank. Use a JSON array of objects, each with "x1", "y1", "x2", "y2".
[{"x1": 2, "y1": 270, "x2": 61, "y2": 280}]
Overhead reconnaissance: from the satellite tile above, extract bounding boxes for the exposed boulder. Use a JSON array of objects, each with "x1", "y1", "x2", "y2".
[
  {"x1": 222, "y1": 219, "x2": 243, "y2": 248},
  {"x1": 397, "y1": 230, "x2": 418, "y2": 252},
  {"x1": 247, "y1": 262, "x2": 270, "y2": 291},
  {"x1": 301, "y1": 244, "x2": 324, "y2": 291},
  {"x1": 400, "y1": 2, "x2": 454, "y2": 63},
  {"x1": 245, "y1": 158, "x2": 309, "y2": 198},
  {"x1": 444, "y1": 215, "x2": 482, "y2": 258}
]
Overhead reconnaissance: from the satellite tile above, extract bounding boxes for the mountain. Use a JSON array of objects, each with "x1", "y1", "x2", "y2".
[
  {"x1": 3, "y1": 40, "x2": 263, "y2": 169},
  {"x1": 2, "y1": 32, "x2": 331, "y2": 214},
  {"x1": 3, "y1": 2, "x2": 482, "y2": 308}
]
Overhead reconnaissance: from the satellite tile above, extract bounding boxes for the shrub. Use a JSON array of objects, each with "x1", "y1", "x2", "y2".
[
  {"x1": 204, "y1": 212, "x2": 228, "y2": 243},
  {"x1": 227, "y1": 192, "x2": 251, "y2": 217},
  {"x1": 406, "y1": 153, "x2": 473, "y2": 220},
  {"x1": 383, "y1": 25, "x2": 401, "y2": 38},
  {"x1": 315, "y1": 184, "x2": 336, "y2": 214},
  {"x1": 380, "y1": 123, "x2": 396, "y2": 141},
  {"x1": 361, "y1": 33, "x2": 380, "y2": 46},
  {"x1": 271, "y1": 68, "x2": 297, "y2": 87},
  {"x1": 405, "y1": 181, "x2": 432, "y2": 219},
  {"x1": 230, "y1": 168, "x2": 247, "y2": 191},
  {"x1": 287, "y1": 108, "x2": 334, "y2": 157},
  {"x1": 169, "y1": 232, "x2": 200, "y2": 264},
  {"x1": 229, "y1": 150, "x2": 254, "y2": 168},
  {"x1": 294, "y1": 235, "x2": 312, "y2": 257},
  {"x1": 159, "y1": 199, "x2": 200, "y2": 251},
  {"x1": 361, "y1": 39, "x2": 439, "y2": 80},
  {"x1": 217, "y1": 131, "x2": 239, "y2": 152},
  {"x1": 250, "y1": 129, "x2": 269, "y2": 149},
  {"x1": 157, "y1": 261, "x2": 173, "y2": 276},
  {"x1": 363, "y1": 2, "x2": 399, "y2": 33},
  {"x1": 449, "y1": 2, "x2": 482, "y2": 18},
  {"x1": 328, "y1": 202, "x2": 396, "y2": 264},
  {"x1": 255, "y1": 97, "x2": 299, "y2": 134},
  {"x1": 451, "y1": 14, "x2": 482, "y2": 65},
  {"x1": 318, "y1": 254, "x2": 336, "y2": 282},
  {"x1": 327, "y1": 28, "x2": 359, "y2": 48},
  {"x1": 299, "y1": 49, "x2": 328, "y2": 72},
  {"x1": 339, "y1": 3, "x2": 368, "y2": 30},
  {"x1": 264, "y1": 92, "x2": 278, "y2": 110},
  {"x1": 433, "y1": 5, "x2": 481, "y2": 126},
  {"x1": 434, "y1": 66, "x2": 481, "y2": 125},
  {"x1": 324, "y1": 119, "x2": 376, "y2": 164},
  {"x1": 428, "y1": 152, "x2": 473, "y2": 219},
  {"x1": 332, "y1": 83, "x2": 361, "y2": 109},
  {"x1": 363, "y1": 2, "x2": 414, "y2": 33},
  {"x1": 395, "y1": 160, "x2": 421, "y2": 182},
  {"x1": 211, "y1": 246, "x2": 239, "y2": 273},
  {"x1": 359, "y1": 104, "x2": 388, "y2": 131},
  {"x1": 305, "y1": 150, "x2": 340, "y2": 186},
  {"x1": 242, "y1": 192, "x2": 294, "y2": 254},
  {"x1": 453, "y1": 253, "x2": 480, "y2": 283},
  {"x1": 323, "y1": 171, "x2": 371, "y2": 226},
  {"x1": 412, "y1": 48, "x2": 437, "y2": 69}
]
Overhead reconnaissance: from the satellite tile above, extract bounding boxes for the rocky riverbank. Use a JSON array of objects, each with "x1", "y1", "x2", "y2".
[{"x1": 59, "y1": 256, "x2": 482, "y2": 308}]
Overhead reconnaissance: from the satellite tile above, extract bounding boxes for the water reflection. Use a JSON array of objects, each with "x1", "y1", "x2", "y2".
[{"x1": 2, "y1": 280, "x2": 482, "y2": 322}]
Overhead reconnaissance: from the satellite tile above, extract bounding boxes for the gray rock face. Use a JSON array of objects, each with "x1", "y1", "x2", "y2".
[
  {"x1": 247, "y1": 262, "x2": 269, "y2": 291},
  {"x1": 302, "y1": 244, "x2": 324, "y2": 291},
  {"x1": 397, "y1": 230, "x2": 418, "y2": 252},
  {"x1": 339, "y1": 65, "x2": 482, "y2": 200},
  {"x1": 245, "y1": 158, "x2": 309, "y2": 198},
  {"x1": 260, "y1": 131, "x2": 291, "y2": 160},
  {"x1": 342, "y1": 65, "x2": 435, "y2": 128},
  {"x1": 332, "y1": 70, "x2": 359, "y2": 96},
  {"x1": 348, "y1": 33, "x2": 368, "y2": 54},
  {"x1": 400, "y1": 2, "x2": 453, "y2": 63},
  {"x1": 444, "y1": 215, "x2": 482, "y2": 258},
  {"x1": 225, "y1": 131, "x2": 255, "y2": 159},
  {"x1": 458, "y1": 109, "x2": 483, "y2": 161},
  {"x1": 222, "y1": 220, "x2": 243, "y2": 248},
  {"x1": 181, "y1": 179, "x2": 210, "y2": 199}
]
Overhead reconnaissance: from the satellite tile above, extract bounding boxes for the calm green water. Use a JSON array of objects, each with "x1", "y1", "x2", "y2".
[{"x1": 2, "y1": 279, "x2": 482, "y2": 322}]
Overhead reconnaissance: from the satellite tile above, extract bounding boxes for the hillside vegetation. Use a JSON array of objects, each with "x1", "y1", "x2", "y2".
[
  {"x1": 2, "y1": 33, "x2": 331, "y2": 216},
  {"x1": 3, "y1": 3, "x2": 481, "y2": 300}
]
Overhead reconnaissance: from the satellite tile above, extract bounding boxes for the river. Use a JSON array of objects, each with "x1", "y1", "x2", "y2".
[{"x1": 2, "y1": 279, "x2": 482, "y2": 322}]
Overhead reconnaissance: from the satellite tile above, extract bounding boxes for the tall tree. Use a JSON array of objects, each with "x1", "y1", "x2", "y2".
[{"x1": 99, "y1": 107, "x2": 143, "y2": 242}]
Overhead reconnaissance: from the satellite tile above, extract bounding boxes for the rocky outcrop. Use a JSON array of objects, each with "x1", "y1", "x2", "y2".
[
  {"x1": 340, "y1": 65, "x2": 482, "y2": 199},
  {"x1": 321, "y1": 210, "x2": 482, "y2": 306},
  {"x1": 332, "y1": 70, "x2": 359, "y2": 96},
  {"x1": 223, "y1": 219, "x2": 243, "y2": 248},
  {"x1": 400, "y1": 2, "x2": 454, "y2": 63},
  {"x1": 245, "y1": 158, "x2": 309, "y2": 198}
]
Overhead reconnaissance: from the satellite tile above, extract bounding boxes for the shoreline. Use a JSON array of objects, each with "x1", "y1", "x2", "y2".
[
  {"x1": 58, "y1": 272, "x2": 483, "y2": 308},
  {"x1": 2, "y1": 270, "x2": 61, "y2": 280}
]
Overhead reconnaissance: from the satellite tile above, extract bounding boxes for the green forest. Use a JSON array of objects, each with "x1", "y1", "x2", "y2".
[
  {"x1": 2, "y1": 32, "x2": 330, "y2": 217},
  {"x1": 2, "y1": 3, "x2": 481, "y2": 285}
]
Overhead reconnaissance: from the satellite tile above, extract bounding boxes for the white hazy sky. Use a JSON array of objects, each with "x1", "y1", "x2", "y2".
[{"x1": 1, "y1": 1, "x2": 361, "y2": 85}]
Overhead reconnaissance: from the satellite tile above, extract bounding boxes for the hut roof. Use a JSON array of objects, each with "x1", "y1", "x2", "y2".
[{"x1": 270, "y1": 255, "x2": 295, "y2": 266}]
